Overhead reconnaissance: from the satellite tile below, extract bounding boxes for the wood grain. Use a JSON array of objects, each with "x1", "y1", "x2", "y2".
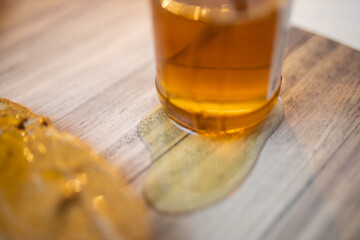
[{"x1": 0, "y1": 0, "x2": 359, "y2": 239}]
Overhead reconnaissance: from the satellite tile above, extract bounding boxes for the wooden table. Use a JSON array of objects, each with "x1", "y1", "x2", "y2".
[{"x1": 1, "y1": 0, "x2": 359, "y2": 239}]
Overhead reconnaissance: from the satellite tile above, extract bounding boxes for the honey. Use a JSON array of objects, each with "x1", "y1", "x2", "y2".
[
  {"x1": 0, "y1": 99, "x2": 150, "y2": 240},
  {"x1": 150, "y1": 0, "x2": 290, "y2": 133}
]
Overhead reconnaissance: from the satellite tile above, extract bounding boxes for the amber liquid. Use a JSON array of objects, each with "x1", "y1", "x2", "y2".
[{"x1": 150, "y1": 0, "x2": 288, "y2": 134}]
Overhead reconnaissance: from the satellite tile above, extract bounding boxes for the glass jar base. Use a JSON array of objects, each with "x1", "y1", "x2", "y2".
[{"x1": 156, "y1": 85, "x2": 281, "y2": 136}]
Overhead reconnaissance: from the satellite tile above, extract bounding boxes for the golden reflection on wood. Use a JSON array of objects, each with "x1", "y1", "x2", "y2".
[{"x1": 138, "y1": 99, "x2": 283, "y2": 214}]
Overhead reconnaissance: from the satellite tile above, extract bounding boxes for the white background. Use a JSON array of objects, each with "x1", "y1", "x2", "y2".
[{"x1": 291, "y1": 0, "x2": 360, "y2": 50}]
